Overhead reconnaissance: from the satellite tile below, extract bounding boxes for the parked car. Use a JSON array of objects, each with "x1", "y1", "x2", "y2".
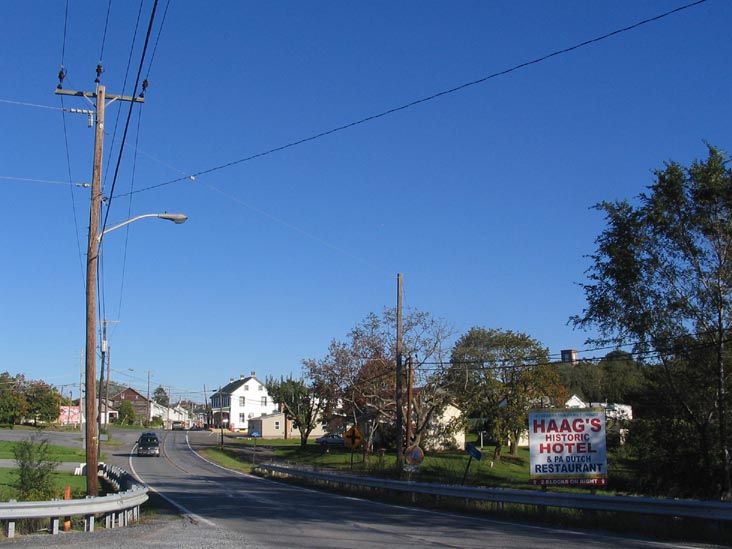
[
  {"x1": 315, "y1": 434, "x2": 344, "y2": 446},
  {"x1": 172, "y1": 421, "x2": 185, "y2": 431},
  {"x1": 137, "y1": 432, "x2": 161, "y2": 457}
]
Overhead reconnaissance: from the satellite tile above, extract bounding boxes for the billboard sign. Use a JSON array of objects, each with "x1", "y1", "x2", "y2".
[{"x1": 529, "y1": 409, "x2": 607, "y2": 486}]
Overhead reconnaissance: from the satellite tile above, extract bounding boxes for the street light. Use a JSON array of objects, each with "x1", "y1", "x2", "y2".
[
  {"x1": 98, "y1": 213, "x2": 188, "y2": 242},
  {"x1": 84, "y1": 212, "x2": 187, "y2": 496}
]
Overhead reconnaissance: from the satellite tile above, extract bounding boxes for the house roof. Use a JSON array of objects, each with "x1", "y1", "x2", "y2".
[
  {"x1": 110, "y1": 386, "x2": 149, "y2": 402},
  {"x1": 211, "y1": 375, "x2": 263, "y2": 398}
]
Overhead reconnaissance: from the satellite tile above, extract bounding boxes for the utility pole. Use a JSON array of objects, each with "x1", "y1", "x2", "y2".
[
  {"x1": 79, "y1": 349, "x2": 84, "y2": 435},
  {"x1": 203, "y1": 384, "x2": 209, "y2": 427},
  {"x1": 395, "y1": 273, "x2": 404, "y2": 469},
  {"x1": 104, "y1": 346, "x2": 111, "y2": 430},
  {"x1": 98, "y1": 319, "x2": 118, "y2": 440},
  {"x1": 56, "y1": 84, "x2": 143, "y2": 497},
  {"x1": 147, "y1": 371, "x2": 152, "y2": 424},
  {"x1": 97, "y1": 331, "x2": 105, "y2": 459},
  {"x1": 406, "y1": 355, "x2": 413, "y2": 450}
]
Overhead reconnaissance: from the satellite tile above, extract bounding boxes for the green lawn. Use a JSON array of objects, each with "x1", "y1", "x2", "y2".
[
  {"x1": 218, "y1": 435, "x2": 628, "y2": 494},
  {"x1": 0, "y1": 440, "x2": 86, "y2": 462},
  {"x1": 0, "y1": 468, "x2": 87, "y2": 501}
]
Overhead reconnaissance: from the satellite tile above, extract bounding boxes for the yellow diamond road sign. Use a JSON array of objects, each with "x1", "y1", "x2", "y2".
[{"x1": 343, "y1": 426, "x2": 363, "y2": 449}]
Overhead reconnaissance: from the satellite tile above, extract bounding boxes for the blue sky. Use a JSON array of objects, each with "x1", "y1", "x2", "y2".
[{"x1": 1, "y1": 1, "x2": 730, "y2": 404}]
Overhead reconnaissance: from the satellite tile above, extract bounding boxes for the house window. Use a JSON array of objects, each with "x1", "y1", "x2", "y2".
[
  {"x1": 244, "y1": 385, "x2": 249, "y2": 391},
  {"x1": 261, "y1": 397, "x2": 267, "y2": 406},
  {"x1": 239, "y1": 397, "x2": 245, "y2": 406},
  {"x1": 240, "y1": 414, "x2": 247, "y2": 423},
  {"x1": 258, "y1": 385, "x2": 263, "y2": 391},
  {"x1": 275, "y1": 421, "x2": 280, "y2": 430}
]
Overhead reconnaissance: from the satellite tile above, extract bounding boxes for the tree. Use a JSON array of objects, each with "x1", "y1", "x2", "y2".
[
  {"x1": 447, "y1": 327, "x2": 567, "y2": 459},
  {"x1": 22, "y1": 381, "x2": 62, "y2": 423},
  {"x1": 554, "y1": 351, "x2": 646, "y2": 405},
  {"x1": 153, "y1": 386, "x2": 169, "y2": 407},
  {"x1": 572, "y1": 145, "x2": 732, "y2": 500},
  {"x1": 118, "y1": 400, "x2": 136, "y2": 425},
  {"x1": 265, "y1": 376, "x2": 326, "y2": 448},
  {"x1": 306, "y1": 308, "x2": 454, "y2": 452},
  {"x1": 0, "y1": 372, "x2": 27, "y2": 425}
]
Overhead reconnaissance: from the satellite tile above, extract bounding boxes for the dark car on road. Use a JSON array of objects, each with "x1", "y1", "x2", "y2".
[{"x1": 137, "y1": 432, "x2": 160, "y2": 457}]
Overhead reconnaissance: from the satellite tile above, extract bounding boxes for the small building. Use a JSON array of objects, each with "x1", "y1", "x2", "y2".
[{"x1": 248, "y1": 411, "x2": 328, "y2": 440}]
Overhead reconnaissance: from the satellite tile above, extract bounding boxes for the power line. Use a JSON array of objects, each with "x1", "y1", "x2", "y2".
[
  {"x1": 145, "y1": 0, "x2": 171, "y2": 81},
  {"x1": 121, "y1": 0, "x2": 710, "y2": 198},
  {"x1": 98, "y1": 0, "x2": 113, "y2": 70},
  {"x1": 100, "y1": 0, "x2": 159, "y2": 236},
  {"x1": 0, "y1": 175, "x2": 88, "y2": 186},
  {"x1": 57, "y1": 1, "x2": 86, "y2": 292}
]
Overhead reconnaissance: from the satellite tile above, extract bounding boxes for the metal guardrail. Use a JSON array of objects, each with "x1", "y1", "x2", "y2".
[
  {"x1": 0, "y1": 463, "x2": 148, "y2": 538},
  {"x1": 256, "y1": 463, "x2": 732, "y2": 522}
]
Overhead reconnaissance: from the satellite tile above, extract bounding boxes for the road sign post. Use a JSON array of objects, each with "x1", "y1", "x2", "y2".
[
  {"x1": 462, "y1": 443, "x2": 483, "y2": 485},
  {"x1": 344, "y1": 426, "x2": 364, "y2": 469}
]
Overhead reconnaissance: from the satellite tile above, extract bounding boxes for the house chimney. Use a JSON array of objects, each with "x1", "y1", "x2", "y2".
[
  {"x1": 250, "y1": 371, "x2": 256, "y2": 377},
  {"x1": 240, "y1": 374, "x2": 245, "y2": 380},
  {"x1": 230, "y1": 378, "x2": 234, "y2": 383}
]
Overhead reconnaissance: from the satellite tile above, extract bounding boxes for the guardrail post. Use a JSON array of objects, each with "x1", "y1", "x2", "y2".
[
  {"x1": 7, "y1": 519, "x2": 15, "y2": 538},
  {"x1": 85, "y1": 513, "x2": 94, "y2": 532},
  {"x1": 51, "y1": 517, "x2": 59, "y2": 535}
]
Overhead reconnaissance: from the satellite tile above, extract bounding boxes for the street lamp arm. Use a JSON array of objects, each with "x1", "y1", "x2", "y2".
[{"x1": 98, "y1": 213, "x2": 188, "y2": 243}]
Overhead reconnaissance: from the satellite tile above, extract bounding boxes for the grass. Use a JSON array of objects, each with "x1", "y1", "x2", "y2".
[
  {"x1": 0, "y1": 468, "x2": 87, "y2": 501},
  {"x1": 0, "y1": 440, "x2": 86, "y2": 462}
]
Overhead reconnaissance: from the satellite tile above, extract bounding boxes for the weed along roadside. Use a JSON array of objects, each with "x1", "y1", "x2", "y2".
[
  {"x1": 189, "y1": 432, "x2": 732, "y2": 546},
  {"x1": 0, "y1": 430, "x2": 149, "y2": 539}
]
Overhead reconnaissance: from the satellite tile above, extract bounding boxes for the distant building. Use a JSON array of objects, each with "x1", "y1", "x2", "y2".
[
  {"x1": 565, "y1": 394, "x2": 633, "y2": 421},
  {"x1": 210, "y1": 372, "x2": 278, "y2": 431},
  {"x1": 247, "y1": 411, "x2": 327, "y2": 440},
  {"x1": 110, "y1": 387, "x2": 150, "y2": 423},
  {"x1": 561, "y1": 349, "x2": 579, "y2": 364}
]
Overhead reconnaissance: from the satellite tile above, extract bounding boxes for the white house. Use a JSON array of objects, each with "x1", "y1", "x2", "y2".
[
  {"x1": 211, "y1": 372, "x2": 278, "y2": 431},
  {"x1": 565, "y1": 394, "x2": 633, "y2": 421}
]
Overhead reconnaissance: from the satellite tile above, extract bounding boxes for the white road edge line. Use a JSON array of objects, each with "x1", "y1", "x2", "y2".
[{"x1": 128, "y1": 439, "x2": 217, "y2": 528}]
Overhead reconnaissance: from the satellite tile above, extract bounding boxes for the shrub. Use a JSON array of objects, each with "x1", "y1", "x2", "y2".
[{"x1": 12, "y1": 432, "x2": 60, "y2": 501}]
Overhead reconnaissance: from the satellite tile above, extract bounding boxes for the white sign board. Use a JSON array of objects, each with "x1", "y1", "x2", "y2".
[{"x1": 529, "y1": 409, "x2": 607, "y2": 486}]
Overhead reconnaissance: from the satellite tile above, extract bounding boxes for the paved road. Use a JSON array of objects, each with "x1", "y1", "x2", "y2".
[{"x1": 0, "y1": 429, "x2": 724, "y2": 548}]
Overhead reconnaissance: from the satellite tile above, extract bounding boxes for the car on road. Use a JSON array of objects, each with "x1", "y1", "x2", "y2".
[
  {"x1": 315, "y1": 434, "x2": 344, "y2": 446},
  {"x1": 172, "y1": 421, "x2": 185, "y2": 431},
  {"x1": 137, "y1": 432, "x2": 161, "y2": 457}
]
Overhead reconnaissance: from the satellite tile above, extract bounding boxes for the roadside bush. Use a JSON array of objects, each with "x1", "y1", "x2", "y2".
[{"x1": 12, "y1": 432, "x2": 60, "y2": 501}]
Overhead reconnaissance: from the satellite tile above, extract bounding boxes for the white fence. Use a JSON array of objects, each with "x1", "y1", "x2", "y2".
[
  {"x1": 0, "y1": 463, "x2": 148, "y2": 538},
  {"x1": 256, "y1": 463, "x2": 732, "y2": 522}
]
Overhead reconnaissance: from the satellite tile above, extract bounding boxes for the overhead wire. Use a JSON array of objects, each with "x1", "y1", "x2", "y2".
[
  {"x1": 57, "y1": 0, "x2": 86, "y2": 291},
  {"x1": 100, "y1": 0, "x2": 159, "y2": 236},
  {"x1": 144, "y1": 0, "x2": 171, "y2": 81},
  {"x1": 120, "y1": 0, "x2": 710, "y2": 198},
  {"x1": 99, "y1": 0, "x2": 147, "y2": 344},
  {"x1": 98, "y1": 0, "x2": 113, "y2": 72},
  {"x1": 110, "y1": 0, "x2": 171, "y2": 335}
]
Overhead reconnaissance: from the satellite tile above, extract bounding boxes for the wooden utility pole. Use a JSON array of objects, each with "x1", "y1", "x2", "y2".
[
  {"x1": 147, "y1": 370, "x2": 152, "y2": 424},
  {"x1": 56, "y1": 84, "x2": 143, "y2": 497},
  {"x1": 406, "y1": 355, "x2": 413, "y2": 449},
  {"x1": 396, "y1": 273, "x2": 404, "y2": 468}
]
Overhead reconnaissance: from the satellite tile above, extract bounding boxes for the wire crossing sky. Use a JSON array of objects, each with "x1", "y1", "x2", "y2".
[{"x1": 0, "y1": 1, "x2": 730, "y2": 401}]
